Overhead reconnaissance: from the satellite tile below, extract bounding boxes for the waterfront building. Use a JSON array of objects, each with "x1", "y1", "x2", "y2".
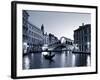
[
  {"x1": 48, "y1": 33, "x2": 58, "y2": 45},
  {"x1": 41, "y1": 24, "x2": 59, "y2": 45},
  {"x1": 74, "y1": 23, "x2": 91, "y2": 52},
  {"x1": 23, "y1": 10, "x2": 44, "y2": 52},
  {"x1": 27, "y1": 22, "x2": 44, "y2": 46},
  {"x1": 23, "y1": 10, "x2": 29, "y2": 44},
  {"x1": 43, "y1": 32, "x2": 59, "y2": 47}
]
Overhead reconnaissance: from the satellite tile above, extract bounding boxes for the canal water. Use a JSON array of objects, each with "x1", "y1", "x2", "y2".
[{"x1": 23, "y1": 51, "x2": 91, "y2": 69}]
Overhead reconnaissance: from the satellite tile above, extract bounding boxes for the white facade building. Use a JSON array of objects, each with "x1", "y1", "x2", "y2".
[{"x1": 23, "y1": 10, "x2": 44, "y2": 52}]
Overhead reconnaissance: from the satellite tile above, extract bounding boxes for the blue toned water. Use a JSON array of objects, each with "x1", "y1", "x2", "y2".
[{"x1": 23, "y1": 51, "x2": 91, "y2": 69}]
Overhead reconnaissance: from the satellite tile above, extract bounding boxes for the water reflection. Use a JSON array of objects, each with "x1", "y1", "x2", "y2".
[
  {"x1": 23, "y1": 51, "x2": 91, "y2": 69},
  {"x1": 87, "y1": 55, "x2": 91, "y2": 66},
  {"x1": 23, "y1": 56, "x2": 30, "y2": 69}
]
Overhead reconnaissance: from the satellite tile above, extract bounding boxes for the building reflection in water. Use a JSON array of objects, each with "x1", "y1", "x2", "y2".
[
  {"x1": 61, "y1": 51, "x2": 66, "y2": 67},
  {"x1": 87, "y1": 55, "x2": 91, "y2": 66},
  {"x1": 23, "y1": 51, "x2": 91, "y2": 69},
  {"x1": 23, "y1": 55, "x2": 30, "y2": 69},
  {"x1": 72, "y1": 53, "x2": 76, "y2": 67}
]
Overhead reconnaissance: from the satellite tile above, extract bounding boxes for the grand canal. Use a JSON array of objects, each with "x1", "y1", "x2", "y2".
[{"x1": 23, "y1": 51, "x2": 91, "y2": 69}]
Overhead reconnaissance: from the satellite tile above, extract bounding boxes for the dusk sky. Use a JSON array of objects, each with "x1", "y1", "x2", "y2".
[{"x1": 27, "y1": 10, "x2": 91, "y2": 40}]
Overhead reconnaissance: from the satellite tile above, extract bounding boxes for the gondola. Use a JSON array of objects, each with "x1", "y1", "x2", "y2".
[{"x1": 44, "y1": 53, "x2": 55, "y2": 60}]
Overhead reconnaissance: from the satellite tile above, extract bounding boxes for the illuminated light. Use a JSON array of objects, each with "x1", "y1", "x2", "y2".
[
  {"x1": 87, "y1": 42, "x2": 90, "y2": 52},
  {"x1": 23, "y1": 42, "x2": 29, "y2": 53},
  {"x1": 87, "y1": 42, "x2": 90, "y2": 45}
]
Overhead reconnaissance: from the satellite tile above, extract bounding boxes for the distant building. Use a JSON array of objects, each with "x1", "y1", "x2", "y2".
[
  {"x1": 48, "y1": 33, "x2": 58, "y2": 45},
  {"x1": 41, "y1": 24, "x2": 59, "y2": 45},
  {"x1": 23, "y1": 10, "x2": 44, "y2": 52},
  {"x1": 40, "y1": 24, "x2": 50, "y2": 45},
  {"x1": 74, "y1": 23, "x2": 91, "y2": 52},
  {"x1": 43, "y1": 32, "x2": 59, "y2": 45},
  {"x1": 43, "y1": 32, "x2": 49, "y2": 45}
]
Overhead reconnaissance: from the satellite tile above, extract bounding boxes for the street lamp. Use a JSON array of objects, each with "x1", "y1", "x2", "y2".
[
  {"x1": 87, "y1": 42, "x2": 90, "y2": 52},
  {"x1": 23, "y1": 42, "x2": 29, "y2": 54}
]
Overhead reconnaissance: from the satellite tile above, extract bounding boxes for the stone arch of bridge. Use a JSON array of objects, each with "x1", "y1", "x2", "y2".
[{"x1": 60, "y1": 36, "x2": 68, "y2": 43}]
